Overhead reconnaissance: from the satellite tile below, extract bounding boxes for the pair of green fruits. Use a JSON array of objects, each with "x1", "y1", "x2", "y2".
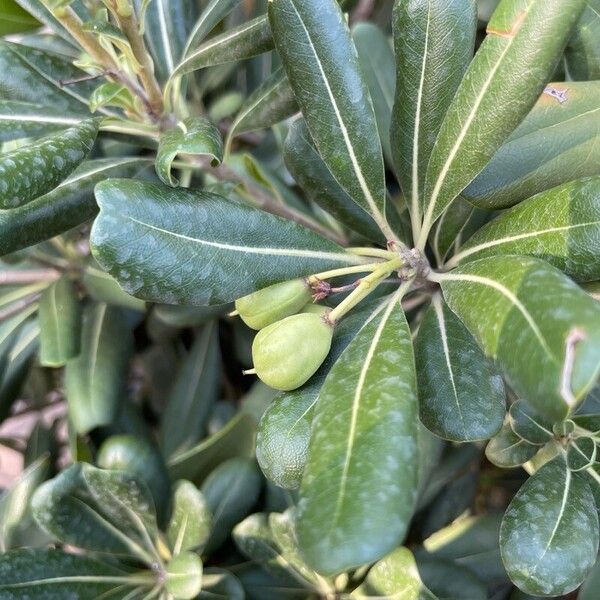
[{"x1": 235, "y1": 279, "x2": 334, "y2": 391}]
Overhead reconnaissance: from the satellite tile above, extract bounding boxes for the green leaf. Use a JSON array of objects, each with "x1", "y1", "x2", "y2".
[
  {"x1": 269, "y1": 0, "x2": 393, "y2": 240},
  {"x1": 0, "y1": 157, "x2": 151, "y2": 257},
  {"x1": 283, "y1": 119, "x2": 385, "y2": 243},
  {"x1": 167, "y1": 412, "x2": 255, "y2": 484},
  {"x1": 172, "y1": 15, "x2": 273, "y2": 79},
  {"x1": 165, "y1": 551, "x2": 203, "y2": 600},
  {"x1": 0, "y1": 1, "x2": 39, "y2": 36},
  {"x1": 500, "y1": 458, "x2": 599, "y2": 596},
  {"x1": 228, "y1": 66, "x2": 297, "y2": 143},
  {"x1": 579, "y1": 556, "x2": 600, "y2": 600},
  {"x1": 199, "y1": 568, "x2": 245, "y2": 600},
  {"x1": 439, "y1": 256, "x2": 600, "y2": 422},
  {"x1": 201, "y1": 457, "x2": 262, "y2": 553},
  {"x1": 160, "y1": 322, "x2": 221, "y2": 458},
  {"x1": 352, "y1": 22, "x2": 396, "y2": 166},
  {"x1": 139, "y1": 0, "x2": 191, "y2": 80},
  {"x1": 449, "y1": 178, "x2": 600, "y2": 282},
  {"x1": 297, "y1": 294, "x2": 418, "y2": 575},
  {"x1": 89, "y1": 82, "x2": 135, "y2": 113},
  {"x1": 0, "y1": 119, "x2": 98, "y2": 209},
  {"x1": 235, "y1": 564, "x2": 309, "y2": 600},
  {"x1": 0, "y1": 455, "x2": 48, "y2": 551},
  {"x1": 154, "y1": 303, "x2": 228, "y2": 328},
  {"x1": 65, "y1": 303, "x2": 133, "y2": 435},
  {"x1": 391, "y1": 0, "x2": 476, "y2": 238},
  {"x1": 0, "y1": 548, "x2": 141, "y2": 599},
  {"x1": 167, "y1": 480, "x2": 212, "y2": 554},
  {"x1": 415, "y1": 295, "x2": 505, "y2": 442},
  {"x1": 156, "y1": 117, "x2": 223, "y2": 187},
  {"x1": 566, "y1": 436, "x2": 597, "y2": 471},
  {"x1": 419, "y1": 0, "x2": 587, "y2": 240},
  {"x1": 82, "y1": 260, "x2": 146, "y2": 311},
  {"x1": 508, "y1": 400, "x2": 553, "y2": 445},
  {"x1": 486, "y1": 423, "x2": 539, "y2": 468},
  {"x1": 416, "y1": 557, "x2": 487, "y2": 600},
  {"x1": 38, "y1": 275, "x2": 81, "y2": 367},
  {"x1": 464, "y1": 82, "x2": 600, "y2": 209},
  {"x1": 13, "y1": 0, "x2": 75, "y2": 43},
  {"x1": 91, "y1": 178, "x2": 361, "y2": 306},
  {"x1": 183, "y1": 0, "x2": 242, "y2": 58},
  {"x1": 352, "y1": 547, "x2": 437, "y2": 599},
  {"x1": 32, "y1": 463, "x2": 160, "y2": 563},
  {"x1": 566, "y1": 1, "x2": 600, "y2": 80}
]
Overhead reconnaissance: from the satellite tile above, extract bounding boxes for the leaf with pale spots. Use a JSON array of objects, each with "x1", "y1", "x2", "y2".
[
  {"x1": 500, "y1": 458, "x2": 599, "y2": 596},
  {"x1": 297, "y1": 293, "x2": 418, "y2": 575}
]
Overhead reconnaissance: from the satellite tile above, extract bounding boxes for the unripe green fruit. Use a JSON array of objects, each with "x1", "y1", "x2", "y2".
[
  {"x1": 235, "y1": 279, "x2": 312, "y2": 330},
  {"x1": 301, "y1": 302, "x2": 331, "y2": 317},
  {"x1": 252, "y1": 313, "x2": 333, "y2": 391}
]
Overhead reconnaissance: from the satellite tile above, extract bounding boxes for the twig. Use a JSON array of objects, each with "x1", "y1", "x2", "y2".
[
  {"x1": 561, "y1": 328, "x2": 587, "y2": 409},
  {"x1": 0, "y1": 293, "x2": 41, "y2": 321},
  {"x1": 0, "y1": 270, "x2": 60, "y2": 285},
  {"x1": 350, "y1": 0, "x2": 377, "y2": 23}
]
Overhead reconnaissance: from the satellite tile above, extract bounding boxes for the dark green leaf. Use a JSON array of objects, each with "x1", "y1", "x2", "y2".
[
  {"x1": 172, "y1": 16, "x2": 273, "y2": 79},
  {"x1": 450, "y1": 178, "x2": 600, "y2": 282},
  {"x1": 199, "y1": 568, "x2": 245, "y2": 600},
  {"x1": 167, "y1": 412, "x2": 255, "y2": 483},
  {"x1": 167, "y1": 480, "x2": 212, "y2": 554},
  {"x1": 579, "y1": 556, "x2": 600, "y2": 600},
  {"x1": 353, "y1": 22, "x2": 396, "y2": 166},
  {"x1": 416, "y1": 557, "x2": 487, "y2": 600},
  {"x1": 201, "y1": 457, "x2": 262, "y2": 553},
  {"x1": 391, "y1": 0, "x2": 476, "y2": 239},
  {"x1": 0, "y1": 549, "x2": 140, "y2": 599},
  {"x1": 0, "y1": 157, "x2": 151, "y2": 257},
  {"x1": 283, "y1": 119, "x2": 385, "y2": 243},
  {"x1": 298, "y1": 294, "x2": 418, "y2": 575},
  {"x1": 566, "y1": 436, "x2": 596, "y2": 471},
  {"x1": 419, "y1": 0, "x2": 587, "y2": 241},
  {"x1": 156, "y1": 117, "x2": 223, "y2": 186},
  {"x1": 439, "y1": 256, "x2": 600, "y2": 422},
  {"x1": 565, "y1": 1, "x2": 600, "y2": 80},
  {"x1": 154, "y1": 303, "x2": 228, "y2": 328},
  {"x1": 235, "y1": 564, "x2": 309, "y2": 600},
  {"x1": 65, "y1": 303, "x2": 133, "y2": 435},
  {"x1": 415, "y1": 295, "x2": 505, "y2": 442},
  {"x1": 13, "y1": 0, "x2": 75, "y2": 42},
  {"x1": 508, "y1": 400, "x2": 553, "y2": 445},
  {"x1": 38, "y1": 275, "x2": 81, "y2": 367},
  {"x1": 160, "y1": 322, "x2": 221, "y2": 458},
  {"x1": 352, "y1": 547, "x2": 437, "y2": 599},
  {"x1": 91, "y1": 178, "x2": 361, "y2": 305},
  {"x1": 465, "y1": 82, "x2": 600, "y2": 209},
  {"x1": 486, "y1": 423, "x2": 543, "y2": 468},
  {"x1": 82, "y1": 260, "x2": 146, "y2": 311},
  {"x1": 270, "y1": 0, "x2": 394, "y2": 240},
  {"x1": 31, "y1": 463, "x2": 160, "y2": 562},
  {"x1": 500, "y1": 458, "x2": 599, "y2": 596}
]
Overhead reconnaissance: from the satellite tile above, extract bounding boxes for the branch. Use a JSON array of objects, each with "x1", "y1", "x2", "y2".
[{"x1": 0, "y1": 270, "x2": 60, "y2": 285}]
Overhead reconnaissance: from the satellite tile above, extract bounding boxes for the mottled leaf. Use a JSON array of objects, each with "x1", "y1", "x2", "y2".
[
  {"x1": 486, "y1": 423, "x2": 539, "y2": 468},
  {"x1": 508, "y1": 400, "x2": 553, "y2": 445}
]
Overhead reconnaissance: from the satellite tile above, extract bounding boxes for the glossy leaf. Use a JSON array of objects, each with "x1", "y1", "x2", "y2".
[
  {"x1": 0, "y1": 157, "x2": 151, "y2": 257},
  {"x1": 508, "y1": 400, "x2": 553, "y2": 445},
  {"x1": 13, "y1": 0, "x2": 75, "y2": 42},
  {"x1": 65, "y1": 303, "x2": 133, "y2": 435},
  {"x1": 32, "y1": 463, "x2": 160, "y2": 561},
  {"x1": 154, "y1": 303, "x2": 228, "y2": 328},
  {"x1": 183, "y1": 0, "x2": 242, "y2": 57},
  {"x1": 500, "y1": 458, "x2": 599, "y2": 596},
  {"x1": 352, "y1": 547, "x2": 437, "y2": 599},
  {"x1": 391, "y1": 0, "x2": 476, "y2": 235},
  {"x1": 566, "y1": 436, "x2": 596, "y2": 471},
  {"x1": 160, "y1": 323, "x2": 221, "y2": 458},
  {"x1": 0, "y1": 549, "x2": 137, "y2": 599},
  {"x1": 415, "y1": 295, "x2": 505, "y2": 442},
  {"x1": 465, "y1": 82, "x2": 600, "y2": 209},
  {"x1": 167, "y1": 480, "x2": 212, "y2": 554},
  {"x1": 270, "y1": 0, "x2": 393, "y2": 240},
  {"x1": 420, "y1": 0, "x2": 587, "y2": 239},
  {"x1": 297, "y1": 294, "x2": 418, "y2": 575},
  {"x1": 485, "y1": 423, "x2": 540, "y2": 468},
  {"x1": 82, "y1": 260, "x2": 146, "y2": 311},
  {"x1": 450, "y1": 178, "x2": 600, "y2": 282},
  {"x1": 91, "y1": 178, "x2": 360, "y2": 305},
  {"x1": 172, "y1": 16, "x2": 273, "y2": 79},
  {"x1": 156, "y1": 117, "x2": 223, "y2": 186},
  {"x1": 0, "y1": 119, "x2": 98, "y2": 209},
  {"x1": 416, "y1": 557, "x2": 487, "y2": 600},
  {"x1": 167, "y1": 412, "x2": 255, "y2": 483},
  {"x1": 565, "y1": 1, "x2": 600, "y2": 80},
  {"x1": 353, "y1": 22, "x2": 395, "y2": 166},
  {"x1": 283, "y1": 119, "x2": 385, "y2": 243},
  {"x1": 38, "y1": 275, "x2": 81, "y2": 367},
  {"x1": 440, "y1": 256, "x2": 600, "y2": 422},
  {"x1": 229, "y1": 66, "x2": 297, "y2": 142},
  {"x1": 201, "y1": 457, "x2": 262, "y2": 553},
  {"x1": 0, "y1": 1, "x2": 39, "y2": 36},
  {"x1": 200, "y1": 568, "x2": 245, "y2": 600}
]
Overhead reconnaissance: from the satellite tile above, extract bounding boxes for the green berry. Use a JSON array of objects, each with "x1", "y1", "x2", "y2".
[
  {"x1": 251, "y1": 313, "x2": 333, "y2": 391},
  {"x1": 235, "y1": 279, "x2": 312, "y2": 330}
]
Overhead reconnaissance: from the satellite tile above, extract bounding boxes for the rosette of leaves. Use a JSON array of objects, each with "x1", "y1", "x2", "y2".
[{"x1": 0, "y1": 0, "x2": 599, "y2": 598}]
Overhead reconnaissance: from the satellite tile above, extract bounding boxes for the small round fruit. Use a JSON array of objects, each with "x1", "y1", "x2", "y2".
[
  {"x1": 252, "y1": 313, "x2": 333, "y2": 391},
  {"x1": 301, "y1": 303, "x2": 331, "y2": 317},
  {"x1": 165, "y1": 551, "x2": 203, "y2": 599},
  {"x1": 235, "y1": 279, "x2": 311, "y2": 330}
]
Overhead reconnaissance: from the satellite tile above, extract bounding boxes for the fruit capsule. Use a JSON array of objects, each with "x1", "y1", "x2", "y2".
[
  {"x1": 251, "y1": 312, "x2": 333, "y2": 391},
  {"x1": 235, "y1": 279, "x2": 312, "y2": 330}
]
